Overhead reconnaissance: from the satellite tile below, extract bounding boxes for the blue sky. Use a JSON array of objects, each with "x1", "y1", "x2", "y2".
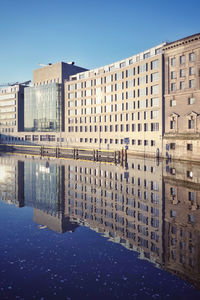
[{"x1": 0, "y1": 0, "x2": 199, "y2": 83}]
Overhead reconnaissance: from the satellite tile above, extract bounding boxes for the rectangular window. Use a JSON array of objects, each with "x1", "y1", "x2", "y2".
[
  {"x1": 170, "y1": 100, "x2": 176, "y2": 107},
  {"x1": 189, "y1": 53, "x2": 195, "y2": 62},
  {"x1": 171, "y1": 83, "x2": 176, "y2": 91},
  {"x1": 151, "y1": 110, "x2": 159, "y2": 119},
  {"x1": 189, "y1": 67, "x2": 195, "y2": 75},
  {"x1": 132, "y1": 139, "x2": 135, "y2": 145},
  {"x1": 151, "y1": 123, "x2": 159, "y2": 131},
  {"x1": 180, "y1": 81, "x2": 185, "y2": 90},
  {"x1": 170, "y1": 143, "x2": 175, "y2": 150},
  {"x1": 171, "y1": 57, "x2": 176, "y2": 66},
  {"x1": 151, "y1": 98, "x2": 159, "y2": 107},
  {"x1": 188, "y1": 119, "x2": 194, "y2": 129},
  {"x1": 151, "y1": 85, "x2": 159, "y2": 94},
  {"x1": 180, "y1": 55, "x2": 185, "y2": 64},
  {"x1": 180, "y1": 69, "x2": 185, "y2": 77},
  {"x1": 189, "y1": 79, "x2": 195, "y2": 88},
  {"x1": 188, "y1": 97, "x2": 195, "y2": 105},
  {"x1": 151, "y1": 59, "x2": 159, "y2": 70},
  {"x1": 171, "y1": 71, "x2": 176, "y2": 79},
  {"x1": 187, "y1": 143, "x2": 193, "y2": 151}
]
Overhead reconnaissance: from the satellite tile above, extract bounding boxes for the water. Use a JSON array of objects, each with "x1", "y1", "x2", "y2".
[{"x1": 0, "y1": 153, "x2": 200, "y2": 300}]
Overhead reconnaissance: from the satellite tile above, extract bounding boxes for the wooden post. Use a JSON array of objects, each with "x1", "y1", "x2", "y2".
[
  {"x1": 93, "y1": 149, "x2": 96, "y2": 161},
  {"x1": 121, "y1": 148, "x2": 124, "y2": 166},
  {"x1": 96, "y1": 150, "x2": 98, "y2": 161}
]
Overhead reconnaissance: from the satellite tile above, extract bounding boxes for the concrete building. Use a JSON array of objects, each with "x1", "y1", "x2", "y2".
[
  {"x1": 65, "y1": 43, "x2": 165, "y2": 157},
  {"x1": 163, "y1": 33, "x2": 200, "y2": 161},
  {"x1": 0, "y1": 83, "x2": 26, "y2": 142},
  {"x1": 16, "y1": 62, "x2": 87, "y2": 144}
]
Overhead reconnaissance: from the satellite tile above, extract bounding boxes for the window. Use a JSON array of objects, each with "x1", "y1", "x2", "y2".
[
  {"x1": 189, "y1": 53, "x2": 195, "y2": 62},
  {"x1": 189, "y1": 79, "x2": 195, "y2": 88},
  {"x1": 171, "y1": 71, "x2": 176, "y2": 79},
  {"x1": 180, "y1": 69, "x2": 185, "y2": 77},
  {"x1": 187, "y1": 171, "x2": 193, "y2": 178},
  {"x1": 151, "y1": 140, "x2": 155, "y2": 146},
  {"x1": 170, "y1": 120, "x2": 176, "y2": 130},
  {"x1": 151, "y1": 59, "x2": 159, "y2": 70},
  {"x1": 138, "y1": 124, "x2": 142, "y2": 131},
  {"x1": 170, "y1": 143, "x2": 175, "y2": 150},
  {"x1": 144, "y1": 52, "x2": 150, "y2": 59},
  {"x1": 151, "y1": 98, "x2": 159, "y2": 107},
  {"x1": 180, "y1": 81, "x2": 185, "y2": 90},
  {"x1": 170, "y1": 100, "x2": 176, "y2": 107},
  {"x1": 151, "y1": 110, "x2": 159, "y2": 119},
  {"x1": 187, "y1": 143, "x2": 193, "y2": 151},
  {"x1": 151, "y1": 85, "x2": 159, "y2": 94},
  {"x1": 180, "y1": 55, "x2": 185, "y2": 64},
  {"x1": 188, "y1": 119, "x2": 194, "y2": 129},
  {"x1": 171, "y1": 57, "x2": 176, "y2": 66},
  {"x1": 138, "y1": 140, "x2": 142, "y2": 145},
  {"x1": 171, "y1": 83, "x2": 176, "y2": 91},
  {"x1": 144, "y1": 140, "x2": 148, "y2": 146},
  {"x1": 151, "y1": 123, "x2": 159, "y2": 131},
  {"x1": 188, "y1": 97, "x2": 195, "y2": 105},
  {"x1": 189, "y1": 67, "x2": 195, "y2": 75},
  {"x1": 132, "y1": 139, "x2": 135, "y2": 145}
]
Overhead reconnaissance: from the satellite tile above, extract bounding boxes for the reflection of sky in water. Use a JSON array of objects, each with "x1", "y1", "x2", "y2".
[
  {"x1": 0, "y1": 202, "x2": 199, "y2": 300},
  {"x1": 0, "y1": 154, "x2": 200, "y2": 299}
]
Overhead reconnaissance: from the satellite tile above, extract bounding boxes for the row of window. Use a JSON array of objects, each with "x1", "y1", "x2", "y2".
[
  {"x1": 68, "y1": 85, "x2": 159, "y2": 99},
  {"x1": 171, "y1": 53, "x2": 195, "y2": 66},
  {"x1": 170, "y1": 118, "x2": 196, "y2": 130},
  {"x1": 171, "y1": 79, "x2": 195, "y2": 91},
  {"x1": 171, "y1": 67, "x2": 195, "y2": 79},
  {"x1": 169, "y1": 143, "x2": 193, "y2": 151},
  {"x1": 170, "y1": 97, "x2": 195, "y2": 107},
  {"x1": 68, "y1": 123, "x2": 159, "y2": 133},
  {"x1": 68, "y1": 110, "x2": 158, "y2": 124},
  {"x1": 69, "y1": 72, "x2": 159, "y2": 92},
  {"x1": 73, "y1": 60, "x2": 159, "y2": 83}
]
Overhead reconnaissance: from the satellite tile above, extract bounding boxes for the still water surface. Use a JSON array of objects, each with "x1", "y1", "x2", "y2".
[{"x1": 0, "y1": 153, "x2": 200, "y2": 299}]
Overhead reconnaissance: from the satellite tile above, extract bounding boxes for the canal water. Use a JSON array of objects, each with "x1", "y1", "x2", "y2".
[{"x1": 0, "y1": 153, "x2": 200, "y2": 300}]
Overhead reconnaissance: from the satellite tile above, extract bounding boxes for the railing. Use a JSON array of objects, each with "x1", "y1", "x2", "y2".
[{"x1": 0, "y1": 144, "x2": 124, "y2": 165}]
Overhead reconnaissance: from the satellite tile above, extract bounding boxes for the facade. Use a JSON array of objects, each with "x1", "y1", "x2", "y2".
[
  {"x1": 1, "y1": 34, "x2": 200, "y2": 161},
  {"x1": 163, "y1": 33, "x2": 200, "y2": 161},
  {"x1": 0, "y1": 84, "x2": 26, "y2": 142},
  {"x1": 65, "y1": 44, "x2": 165, "y2": 157}
]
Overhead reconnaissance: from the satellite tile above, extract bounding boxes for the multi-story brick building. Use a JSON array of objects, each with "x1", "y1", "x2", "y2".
[{"x1": 163, "y1": 33, "x2": 200, "y2": 161}]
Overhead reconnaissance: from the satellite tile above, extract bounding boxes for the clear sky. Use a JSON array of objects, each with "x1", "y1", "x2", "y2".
[{"x1": 0, "y1": 0, "x2": 199, "y2": 84}]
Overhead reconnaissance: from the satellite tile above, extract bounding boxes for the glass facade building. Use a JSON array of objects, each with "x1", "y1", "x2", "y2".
[{"x1": 24, "y1": 83, "x2": 63, "y2": 132}]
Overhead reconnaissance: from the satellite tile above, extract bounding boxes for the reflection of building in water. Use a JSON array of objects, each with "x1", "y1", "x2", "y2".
[
  {"x1": 164, "y1": 160, "x2": 200, "y2": 289},
  {"x1": 1, "y1": 154, "x2": 200, "y2": 288},
  {"x1": 23, "y1": 157, "x2": 79, "y2": 233},
  {"x1": 24, "y1": 159, "x2": 64, "y2": 214},
  {"x1": 0, "y1": 155, "x2": 24, "y2": 207},
  {"x1": 64, "y1": 157, "x2": 163, "y2": 266},
  {"x1": 33, "y1": 208, "x2": 79, "y2": 234}
]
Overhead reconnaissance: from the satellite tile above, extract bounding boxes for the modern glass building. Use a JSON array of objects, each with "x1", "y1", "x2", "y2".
[{"x1": 24, "y1": 83, "x2": 63, "y2": 132}]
